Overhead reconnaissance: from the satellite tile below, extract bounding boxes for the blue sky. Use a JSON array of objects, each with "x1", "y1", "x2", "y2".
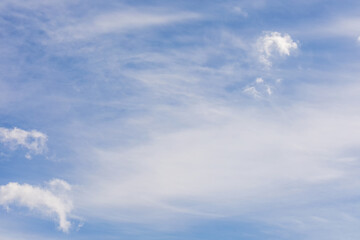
[{"x1": 1, "y1": 0, "x2": 360, "y2": 239}]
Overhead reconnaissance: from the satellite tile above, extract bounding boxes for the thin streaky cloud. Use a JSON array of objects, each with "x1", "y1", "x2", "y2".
[{"x1": 50, "y1": 10, "x2": 200, "y2": 41}]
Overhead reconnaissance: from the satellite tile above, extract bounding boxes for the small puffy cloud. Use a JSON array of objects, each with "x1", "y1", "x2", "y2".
[
  {"x1": 256, "y1": 77, "x2": 264, "y2": 84},
  {"x1": 0, "y1": 179, "x2": 73, "y2": 232},
  {"x1": 257, "y1": 32, "x2": 298, "y2": 66},
  {"x1": 0, "y1": 127, "x2": 47, "y2": 157},
  {"x1": 357, "y1": 36, "x2": 360, "y2": 42}
]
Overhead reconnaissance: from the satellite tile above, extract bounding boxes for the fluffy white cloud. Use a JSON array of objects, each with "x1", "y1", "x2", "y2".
[
  {"x1": 0, "y1": 179, "x2": 73, "y2": 232},
  {"x1": 0, "y1": 127, "x2": 47, "y2": 156},
  {"x1": 255, "y1": 77, "x2": 264, "y2": 83},
  {"x1": 257, "y1": 32, "x2": 298, "y2": 66}
]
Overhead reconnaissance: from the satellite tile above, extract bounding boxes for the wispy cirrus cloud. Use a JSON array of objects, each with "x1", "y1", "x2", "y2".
[
  {"x1": 314, "y1": 17, "x2": 360, "y2": 39},
  {"x1": 243, "y1": 77, "x2": 274, "y2": 99},
  {"x1": 73, "y1": 80, "x2": 360, "y2": 227},
  {"x1": 50, "y1": 10, "x2": 200, "y2": 42}
]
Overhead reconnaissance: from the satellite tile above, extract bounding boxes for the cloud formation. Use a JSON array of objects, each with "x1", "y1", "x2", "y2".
[
  {"x1": 76, "y1": 92, "x2": 360, "y2": 229},
  {"x1": 51, "y1": 10, "x2": 200, "y2": 41},
  {"x1": 0, "y1": 179, "x2": 73, "y2": 232},
  {"x1": 243, "y1": 86, "x2": 261, "y2": 98},
  {"x1": 257, "y1": 32, "x2": 298, "y2": 66},
  {"x1": 0, "y1": 127, "x2": 47, "y2": 157},
  {"x1": 243, "y1": 78, "x2": 273, "y2": 99},
  {"x1": 2, "y1": 0, "x2": 360, "y2": 239}
]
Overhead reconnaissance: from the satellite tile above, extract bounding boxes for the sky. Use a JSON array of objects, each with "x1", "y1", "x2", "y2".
[{"x1": 1, "y1": 0, "x2": 360, "y2": 239}]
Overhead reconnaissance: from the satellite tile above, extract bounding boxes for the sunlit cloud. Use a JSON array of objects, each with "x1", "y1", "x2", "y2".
[
  {"x1": 257, "y1": 31, "x2": 298, "y2": 66},
  {"x1": 0, "y1": 179, "x2": 73, "y2": 232},
  {"x1": 0, "y1": 127, "x2": 47, "y2": 158}
]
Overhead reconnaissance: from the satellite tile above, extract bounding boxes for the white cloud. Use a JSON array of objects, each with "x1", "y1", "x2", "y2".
[
  {"x1": 74, "y1": 97, "x2": 360, "y2": 228},
  {"x1": 48, "y1": 179, "x2": 72, "y2": 192},
  {"x1": 0, "y1": 179, "x2": 73, "y2": 232},
  {"x1": 243, "y1": 86, "x2": 261, "y2": 98},
  {"x1": 256, "y1": 77, "x2": 264, "y2": 84},
  {"x1": 243, "y1": 78, "x2": 274, "y2": 98},
  {"x1": 257, "y1": 32, "x2": 298, "y2": 66},
  {"x1": 0, "y1": 127, "x2": 47, "y2": 156},
  {"x1": 51, "y1": 11, "x2": 200, "y2": 41}
]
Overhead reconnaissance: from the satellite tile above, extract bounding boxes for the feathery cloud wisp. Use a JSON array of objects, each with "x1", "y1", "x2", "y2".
[{"x1": 51, "y1": 11, "x2": 200, "y2": 41}]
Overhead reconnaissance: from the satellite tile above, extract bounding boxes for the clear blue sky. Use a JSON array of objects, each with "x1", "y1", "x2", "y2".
[{"x1": 1, "y1": 0, "x2": 360, "y2": 239}]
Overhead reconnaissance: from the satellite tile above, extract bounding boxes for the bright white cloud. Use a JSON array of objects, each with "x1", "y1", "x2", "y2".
[
  {"x1": 0, "y1": 179, "x2": 73, "y2": 232},
  {"x1": 0, "y1": 127, "x2": 47, "y2": 156},
  {"x1": 257, "y1": 32, "x2": 298, "y2": 66}
]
